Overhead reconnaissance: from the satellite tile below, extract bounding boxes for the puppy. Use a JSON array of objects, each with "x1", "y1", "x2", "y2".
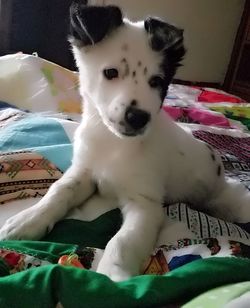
[{"x1": 0, "y1": 1, "x2": 249, "y2": 281}]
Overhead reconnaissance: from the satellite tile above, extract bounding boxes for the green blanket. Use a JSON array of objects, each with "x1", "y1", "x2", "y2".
[
  {"x1": 1, "y1": 210, "x2": 250, "y2": 307},
  {"x1": 2, "y1": 257, "x2": 250, "y2": 308}
]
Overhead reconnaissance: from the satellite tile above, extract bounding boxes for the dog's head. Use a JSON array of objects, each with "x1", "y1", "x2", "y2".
[{"x1": 69, "y1": 0, "x2": 185, "y2": 137}]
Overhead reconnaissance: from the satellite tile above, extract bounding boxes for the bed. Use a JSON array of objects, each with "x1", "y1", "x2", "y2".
[{"x1": 0, "y1": 53, "x2": 250, "y2": 307}]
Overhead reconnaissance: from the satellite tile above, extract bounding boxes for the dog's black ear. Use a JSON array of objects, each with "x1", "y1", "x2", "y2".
[
  {"x1": 145, "y1": 18, "x2": 186, "y2": 101},
  {"x1": 69, "y1": 1, "x2": 123, "y2": 47},
  {"x1": 144, "y1": 17, "x2": 184, "y2": 52}
]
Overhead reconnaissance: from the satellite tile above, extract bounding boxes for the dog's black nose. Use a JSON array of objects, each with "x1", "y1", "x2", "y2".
[{"x1": 125, "y1": 107, "x2": 151, "y2": 130}]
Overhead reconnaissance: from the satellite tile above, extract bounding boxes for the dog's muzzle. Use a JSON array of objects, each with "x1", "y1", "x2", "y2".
[{"x1": 123, "y1": 107, "x2": 151, "y2": 136}]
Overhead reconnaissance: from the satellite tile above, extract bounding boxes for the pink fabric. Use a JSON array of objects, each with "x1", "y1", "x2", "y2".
[{"x1": 163, "y1": 106, "x2": 232, "y2": 128}]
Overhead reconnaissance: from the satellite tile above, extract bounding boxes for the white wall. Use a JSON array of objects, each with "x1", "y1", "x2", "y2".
[{"x1": 106, "y1": 0, "x2": 245, "y2": 83}]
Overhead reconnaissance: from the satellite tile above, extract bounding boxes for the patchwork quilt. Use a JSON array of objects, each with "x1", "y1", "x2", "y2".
[{"x1": 0, "y1": 54, "x2": 250, "y2": 307}]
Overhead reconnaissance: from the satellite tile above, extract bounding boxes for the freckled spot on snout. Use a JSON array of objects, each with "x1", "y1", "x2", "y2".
[
  {"x1": 138, "y1": 61, "x2": 142, "y2": 67},
  {"x1": 121, "y1": 44, "x2": 129, "y2": 51},
  {"x1": 144, "y1": 67, "x2": 148, "y2": 75},
  {"x1": 132, "y1": 71, "x2": 136, "y2": 78}
]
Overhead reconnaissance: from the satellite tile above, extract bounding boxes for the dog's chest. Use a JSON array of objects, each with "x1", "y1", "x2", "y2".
[{"x1": 85, "y1": 136, "x2": 165, "y2": 200}]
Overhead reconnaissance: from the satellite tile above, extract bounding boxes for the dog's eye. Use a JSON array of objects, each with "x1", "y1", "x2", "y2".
[
  {"x1": 149, "y1": 76, "x2": 164, "y2": 88},
  {"x1": 103, "y1": 68, "x2": 119, "y2": 80}
]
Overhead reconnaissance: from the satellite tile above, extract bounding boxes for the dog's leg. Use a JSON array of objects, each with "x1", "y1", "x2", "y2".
[
  {"x1": 97, "y1": 197, "x2": 164, "y2": 281},
  {"x1": 208, "y1": 178, "x2": 250, "y2": 223},
  {"x1": 0, "y1": 166, "x2": 95, "y2": 240}
]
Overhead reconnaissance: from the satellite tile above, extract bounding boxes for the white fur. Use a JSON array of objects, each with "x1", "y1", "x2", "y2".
[{"x1": 0, "y1": 18, "x2": 250, "y2": 282}]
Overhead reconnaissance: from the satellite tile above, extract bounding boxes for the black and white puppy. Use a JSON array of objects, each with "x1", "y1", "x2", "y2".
[{"x1": 0, "y1": 1, "x2": 250, "y2": 281}]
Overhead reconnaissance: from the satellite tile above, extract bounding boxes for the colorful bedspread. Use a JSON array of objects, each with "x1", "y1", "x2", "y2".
[
  {"x1": 164, "y1": 84, "x2": 250, "y2": 130},
  {"x1": 0, "y1": 54, "x2": 250, "y2": 307}
]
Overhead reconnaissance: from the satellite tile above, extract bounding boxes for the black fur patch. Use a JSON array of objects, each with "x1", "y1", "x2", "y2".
[
  {"x1": 145, "y1": 17, "x2": 184, "y2": 52},
  {"x1": 144, "y1": 17, "x2": 186, "y2": 103},
  {"x1": 69, "y1": 1, "x2": 123, "y2": 47}
]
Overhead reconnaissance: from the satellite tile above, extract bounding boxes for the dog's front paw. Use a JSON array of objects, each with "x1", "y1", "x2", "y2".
[
  {"x1": 96, "y1": 236, "x2": 139, "y2": 281},
  {"x1": 0, "y1": 208, "x2": 52, "y2": 241},
  {"x1": 97, "y1": 257, "x2": 132, "y2": 282}
]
